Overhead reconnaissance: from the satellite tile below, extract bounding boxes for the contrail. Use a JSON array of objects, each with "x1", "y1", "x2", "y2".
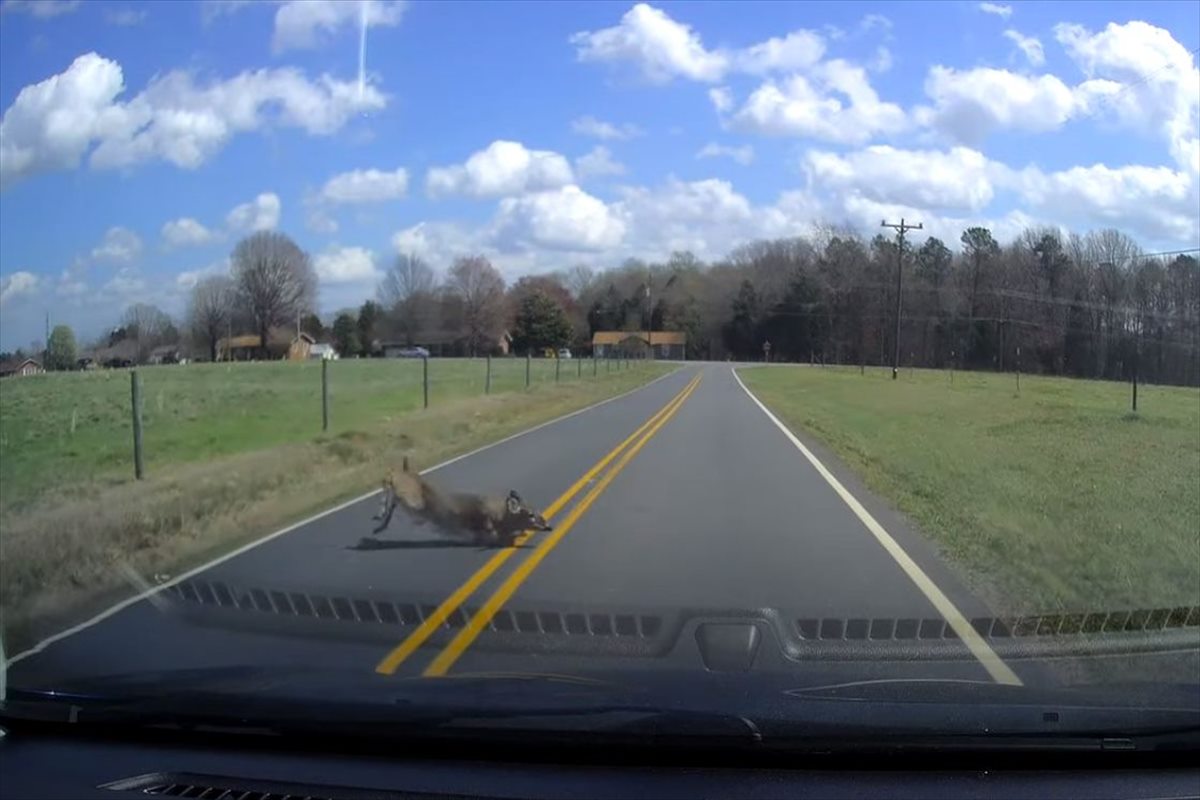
[{"x1": 358, "y1": 0, "x2": 368, "y2": 101}]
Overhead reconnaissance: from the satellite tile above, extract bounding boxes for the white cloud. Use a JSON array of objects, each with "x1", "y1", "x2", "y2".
[
  {"x1": 841, "y1": 195, "x2": 1037, "y2": 250},
  {"x1": 917, "y1": 22, "x2": 1198, "y2": 170},
  {"x1": 314, "y1": 245, "x2": 381, "y2": 284},
  {"x1": 571, "y1": 115, "x2": 641, "y2": 140},
  {"x1": 106, "y1": 7, "x2": 146, "y2": 25},
  {"x1": 618, "y1": 178, "x2": 752, "y2": 224},
  {"x1": 427, "y1": 140, "x2": 574, "y2": 198},
  {"x1": 390, "y1": 221, "x2": 480, "y2": 265},
  {"x1": 272, "y1": 0, "x2": 405, "y2": 52},
  {"x1": 161, "y1": 217, "x2": 216, "y2": 248},
  {"x1": 733, "y1": 29, "x2": 825, "y2": 74},
  {"x1": 319, "y1": 166, "x2": 408, "y2": 204},
  {"x1": 0, "y1": 53, "x2": 386, "y2": 188},
  {"x1": 496, "y1": 186, "x2": 626, "y2": 251},
  {"x1": 731, "y1": 60, "x2": 906, "y2": 144},
  {"x1": 859, "y1": 13, "x2": 893, "y2": 35},
  {"x1": 0, "y1": 0, "x2": 80, "y2": 18},
  {"x1": 306, "y1": 208, "x2": 339, "y2": 234},
  {"x1": 226, "y1": 192, "x2": 281, "y2": 233},
  {"x1": 978, "y1": 2, "x2": 1012, "y2": 18},
  {"x1": 709, "y1": 86, "x2": 734, "y2": 112},
  {"x1": 918, "y1": 66, "x2": 1078, "y2": 143},
  {"x1": 612, "y1": 178, "x2": 767, "y2": 259},
  {"x1": 570, "y1": 2, "x2": 823, "y2": 83},
  {"x1": 571, "y1": 3, "x2": 728, "y2": 83},
  {"x1": 575, "y1": 146, "x2": 626, "y2": 178},
  {"x1": 175, "y1": 259, "x2": 228, "y2": 290},
  {"x1": 56, "y1": 271, "x2": 87, "y2": 298},
  {"x1": 870, "y1": 45, "x2": 894, "y2": 73},
  {"x1": 1003, "y1": 29, "x2": 1044, "y2": 66},
  {"x1": 391, "y1": 178, "x2": 821, "y2": 271},
  {"x1": 91, "y1": 226, "x2": 143, "y2": 263},
  {"x1": 805, "y1": 145, "x2": 996, "y2": 212},
  {"x1": 0, "y1": 271, "x2": 40, "y2": 307},
  {"x1": 200, "y1": 0, "x2": 254, "y2": 25},
  {"x1": 800, "y1": 143, "x2": 1197, "y2": 245},
  {"x1": 101, "y1": 266, "x2": 147, "y2": 300},
  {"x1": 1055, "y1": 21, "x2": 1199, "y2": 173},
  {"x1": 696, "y1": 142, "x2": 755, "y2": 165},
  {"x1": 1014, "y1": 162, "x2": 1198, "y2": 242}
]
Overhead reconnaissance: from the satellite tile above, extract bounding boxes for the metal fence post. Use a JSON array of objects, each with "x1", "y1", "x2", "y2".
[
  {"x1": 485, "y1": 354, "x2": 491, "y2": 395},
  {"x1": 321, "y1": 358, "x2": 329, "y2": 431},
  {"x1": 577, "y1": 356, "x2": 582, "y2": 379},
  {"x1": 593, "y1": 355, "x2": 598, "y2": 376},
  {"x1": 130, "y1": 369, "x2": 144, "y2": 480},
  {"x1": 423, "y1": 356, "x2": 429, "y2": 409},
  {"x1": 525, "y1": 352, "x2": 531, "y2": 389},
  {"x1": 555, "y1": 355, "x2": 561, "y2": 383}
]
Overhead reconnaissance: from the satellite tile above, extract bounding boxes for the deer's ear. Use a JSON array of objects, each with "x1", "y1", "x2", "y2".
[{"x1": 506, "y1": 494, "x2": 521, "y2": 514}]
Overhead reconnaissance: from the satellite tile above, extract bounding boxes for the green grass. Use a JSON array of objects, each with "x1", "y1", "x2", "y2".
[
  {"x1": 0, "y1": 356, "x2": 621, "y2": 512},
  {"x1": 738, "y1": 365, "x2": 1200, "y2": 614}
]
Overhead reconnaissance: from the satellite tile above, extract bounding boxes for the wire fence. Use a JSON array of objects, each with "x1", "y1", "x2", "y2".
[{"x1": 118, "y1": 354, "x2": 641, "y2": 481}]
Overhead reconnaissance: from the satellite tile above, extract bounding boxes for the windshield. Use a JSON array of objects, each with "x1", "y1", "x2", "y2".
[{"x1": 0, "y1": 0, "x2": 1197, "y2": 750}]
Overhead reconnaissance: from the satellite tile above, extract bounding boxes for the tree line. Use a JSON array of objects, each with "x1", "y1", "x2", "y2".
[
  {"x1": 368, "y1": 223, "x2": 1198, "y2": 386},
  {"x1": 9, "y1": 224, "x2": 1195, "y2": 388}
]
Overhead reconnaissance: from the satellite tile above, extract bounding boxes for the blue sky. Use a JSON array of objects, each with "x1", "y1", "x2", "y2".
[{"x1": 1, "y1": 0, "x2": 1197, "y2": 350}]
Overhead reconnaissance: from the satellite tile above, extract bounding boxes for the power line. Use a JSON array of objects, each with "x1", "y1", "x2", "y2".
[
  {"x1": 1063, "y1": 44, "x2": 1200, "y2": 126},
  {"x1": 754, "y1": 308, "x2": 1199, "y2": 352}
]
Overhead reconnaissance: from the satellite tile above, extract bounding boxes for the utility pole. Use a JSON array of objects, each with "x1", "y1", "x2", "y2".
[
  {"x1": 644, "y1": 271, "x2": 678, "y2": 362},
  {"x1": 44, "y1": 310, "x2": 50, "y2": 354},
  {"x1": 881, "y1": 218, "x2": 922, "y2": 380}
]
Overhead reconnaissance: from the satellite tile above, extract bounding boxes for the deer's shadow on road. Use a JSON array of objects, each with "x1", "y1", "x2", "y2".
[{"x1": 348, "y1": 537, "x2": 534, "y2": 552}]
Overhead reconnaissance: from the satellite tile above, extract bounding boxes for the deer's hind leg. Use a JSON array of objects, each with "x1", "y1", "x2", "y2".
[{"x1": 372, "y1": 485, "x2": 398, "y2": 534}]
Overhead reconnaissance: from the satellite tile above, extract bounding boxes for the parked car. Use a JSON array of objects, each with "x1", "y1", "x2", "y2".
[
  {"x1": 558, "y1": 348, "x2": 572, "y2": 359},
  {"x1": 397, "y1": 346, "x2": 430, "y2": 358}
]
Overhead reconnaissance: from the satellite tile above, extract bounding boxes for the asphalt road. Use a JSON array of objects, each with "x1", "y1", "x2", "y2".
[{"x1": 7, "y1": 363, "x2": 1042, "y2": 691}]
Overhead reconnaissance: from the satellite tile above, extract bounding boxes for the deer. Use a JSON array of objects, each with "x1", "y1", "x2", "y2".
[{"x1": 372, "y1": 457, "x2": 552, "y2": 547}]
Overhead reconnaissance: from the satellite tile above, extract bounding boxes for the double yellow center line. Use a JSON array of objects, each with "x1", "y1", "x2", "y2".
[{"x1": 375, "y1": 372, "x2": 702, "y2": 677}]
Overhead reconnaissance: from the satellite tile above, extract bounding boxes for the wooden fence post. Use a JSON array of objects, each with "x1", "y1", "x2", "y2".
[{"x1": 130, "y1": 369, "x2": 144, "y2": 480}]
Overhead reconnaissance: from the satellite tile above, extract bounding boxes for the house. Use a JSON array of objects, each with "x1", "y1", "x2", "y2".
[
  {"x1": 309, "y1": 342, "x2": 338, "y2": 360},
  {"x1": 0, "y1": 358, "x2": 44, "y2": 378},
  {"x1": 218, "y1": 330, "x2": 313, "y2": 361},
  {"x1": 287, "y1": 332, "x2": 316, "y2": 361},
  {"x1": 218, "y1": 334, "x2": 263, "y2": 361},
  {"x1": 592, "y1": 331, "x2": 686, "y2": 360}
]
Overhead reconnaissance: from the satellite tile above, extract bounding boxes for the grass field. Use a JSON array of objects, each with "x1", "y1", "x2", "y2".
[
  {"x1": 0, "y1": 356, "x2": 622, "y2": 512},
  {"x1": 0, "y1": 357, "x2": 666, "y2": 650},
  {"x1": 739, "y1": 365, "x2": 1200, "y2": 614}
]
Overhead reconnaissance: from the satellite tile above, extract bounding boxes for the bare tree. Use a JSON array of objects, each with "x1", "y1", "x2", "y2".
[
  {"x1": 447, "y1": 255, "x2": 506, "y2": 356},
  {"x1": 565, "y1": 264, "x2": 596, "y2": 298},
  {"x1": 187, "y1": 275, "x2": 235, "y2": 361},
  {"x1": 121, "y1": 302, "x2": 178, "y2": 363},
  {"x1": 230, "y1": 231, "x2": 316, "y2": 357},
  {"x1": 378, "y1": 253, "x2": 437, "y2": 345}
]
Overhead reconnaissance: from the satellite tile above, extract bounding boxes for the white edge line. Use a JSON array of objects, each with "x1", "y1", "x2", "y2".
[
  {"x1": 5, "y1": 366, "x2": 685, "y2": 667},
  {"x1": 730, "y1": 367, "x2": 1023, "y2": 687}
]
